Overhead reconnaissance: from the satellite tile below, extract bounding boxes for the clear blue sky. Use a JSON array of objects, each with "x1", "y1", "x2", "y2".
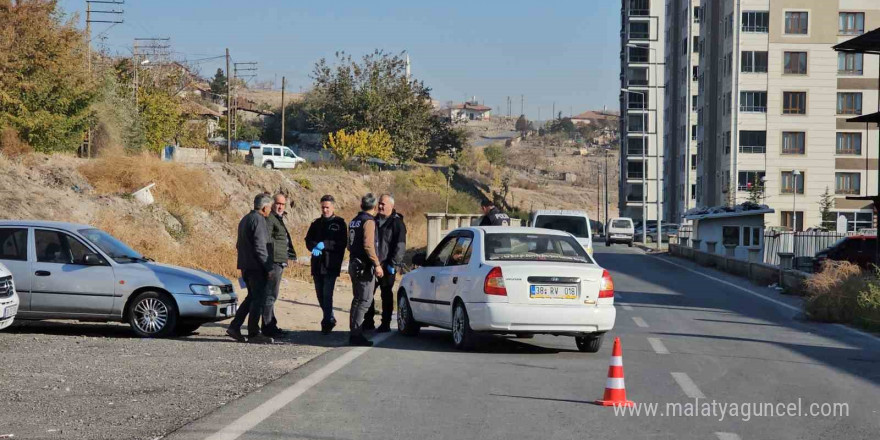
[{"x1": 61, "y1": 0, "x2": 621, "y2": 120}]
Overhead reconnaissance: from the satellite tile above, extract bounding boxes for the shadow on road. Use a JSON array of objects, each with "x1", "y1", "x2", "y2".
[{"x1": 378, "y1": 328, "x2": 581, "y2": 355}]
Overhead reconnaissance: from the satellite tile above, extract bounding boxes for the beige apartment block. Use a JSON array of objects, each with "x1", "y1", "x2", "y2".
[
  {"x1": 619, "y1": 0, "x2": 666, "y2": 223},
  {"x1": 693, "y1": 0, "x2": 879, "y2": 231}
]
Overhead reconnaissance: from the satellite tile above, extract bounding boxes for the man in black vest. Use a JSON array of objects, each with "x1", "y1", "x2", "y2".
[
  {"x1": 347, "y1": 193, "x2": 384, "y2": 346},
  {"x1": 263, "y1": 192, "x2": 296, "y2": 337},
  {"x1": 479, "y1": 200, "x2": 511, "y2": 226},
  {"x1": 364, "y1": 194, "x2": 406, "y2": 333},
  {"x1": 305, "y1": 194, "x2": 348, "y2": 334}
]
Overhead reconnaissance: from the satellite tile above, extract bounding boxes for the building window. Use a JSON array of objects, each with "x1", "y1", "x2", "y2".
[
  {"x1": 627, "y1": 183, "x2": 644, "y2": 202},
  {"x1": 782, "y1": 92, "x2": 806, "y2": 115},
  {"x1": 627, "y1": 161, "x2": 645, "y2": 179},
  {"x1": 741, "y1": 51, "x2": 768, "y2": 73},
  {"x1": 694, "y1": 6, "x2": 701, "y2": 23},
  {"x1": 692, "y1": 66, "x2": 699, "y2": 81},
  {"x1": 782, "y1": 132, "x2": 806, "y2": 155},
  {"x1": 627, "y1": 67, "x2": 648, "y2": 86},
  {"x1": 740, "y1": 91, "x2": 767, "y2": 112},
  {"x1": 836, "y1": 172, "x2": 861, "y2": 195},
  {"x1": 690, "y1": 153, "x2": 697, "y2": 170},
  {"x1": 781, "y1": 211, "x2": 804, "y2": 232},
  {"x1": 722, "y1": 226, "x2": 740, "y2": 246},
  {"x1": 784, "y1": 11, "x2": 809, "y2": 35},
  {"x1": 723, "y1": 92, "x2": 732, "y2": 115},
  {"x1": 629, "y1": 21, "x2": 650, "y2": 39},
  {"x1": 781, "y1": 171, "x2": 805, "y2": 194},
  {"x1": 627, "y1": 137, "x2": 645, "y2": 155},
  {"x1": 783, "y1": 52, "x2": 808, "y2": 74},
  {"x1": 627, "y1": 114, "x2": 647, "y2": 132},
  {"x1": 742, "y1": 11, "x2": 769, "y2": 32},
  {"x1": 691, "y1": 125, "x2": 697, "y2": 141},
  {"x1": 692, "y1": 95, "x2": 698, "y2": 109},
  {"x1": 743, "y1": 227, "x2": 762, "y2": 246},
  {"x1": 839, "y1": 12, "x2": 864, "y2": 35},
  {"x1": 826, "y1": 211, "x2": 873, "y2": 232},
  {"x1": 724, "y1": 131, "x2": 731, "y2": 154},
  {"x1": 836, "y1": 133, "x2": 862, "y2": 155},
  {"x1": 837, "y1": 92, "x2": 862, "y2": 115},
  {"x1": 738, "y1": 171, "x2": 765, "y2": 191},
  {"x1": 629, "y1": 0, "x2": 649, "y2": 16},
  {"x1": 838, "y1": 53, "x2": 863, "y2": 75},
  {"x1": 690, "y1": 183, "x2": 696, "y2": 200},
  {"x1": 739, "y1": 130, "x2": 766, "y2": 154},
  {"x1": 692, "y1": 36, "x2": 699, "y2": 53},
  {"x1": 628, "y1": 45, "x2": 649, "y2": 63},
  {"x1": 628, "y1": 92, "x2": 647, "y2": 109}
]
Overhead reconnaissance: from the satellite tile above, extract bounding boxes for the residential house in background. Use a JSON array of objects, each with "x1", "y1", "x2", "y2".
[
  {"x1": 448, "y1": 99, "x2": 492, "y2": 121},
  {"x1": 570, "y1": 109, "x2": 620, "y2": 125},
  {"x1": 689, "y1": 0, "x2": 879, "y2": 231}
]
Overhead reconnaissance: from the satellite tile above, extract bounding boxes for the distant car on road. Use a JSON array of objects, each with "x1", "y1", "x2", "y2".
[
  {"x1": 0, "y1": 262, "x2": 20, "y2": 331},
  {"x1": 0, "y1": 221, "x2": 237, "y2": 337},
  {"x1": 812, "y1": 235, "x2": 878, "y2": 273},
  {"x1": 529, "y1": 210, "x2": 594, "y2": 256},
  {"x1": 248, "y1": 144, "x2": 306, "y2": 169},
  {"x1": 605, "y1": 217, "x2": 634, "y2": 247},
  {"x1": 397, "y1": 227, "x2": 615, "y2": 352},
  {"x1": 645, "y1": 223, "x2": 680, "y2": 243}
]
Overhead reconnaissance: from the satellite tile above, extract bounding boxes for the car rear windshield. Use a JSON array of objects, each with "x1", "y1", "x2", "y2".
[
  {"x1": 534, "y1": 215, "x2": 589, "y2": 238},
  {"x1": 612, "y1": 220, "x2": 631, "y2": 229},
  {"x1": 484, "y1": 233, "x2": 592, "y2": 264},
  {"x1": 79, "y1": 228, "x2": 144, "y2": 264}
]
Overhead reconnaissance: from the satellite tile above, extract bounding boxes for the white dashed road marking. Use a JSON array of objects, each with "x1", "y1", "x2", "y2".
[
  {"x1": 205, "y1": 331, "x2": 394, "y2": 440},
  {"x1": 647, "y1": 337, "x2": 669, "y2": 354},
  {"x1": 671, "y1": 372, "x2": 705, "y2": 399},
  {"x1": 715, "y1": 433, "x2": 742, "y2": 440},
  {"x1": 632, "y1": 316, "x2": 649, "y2": 328}
]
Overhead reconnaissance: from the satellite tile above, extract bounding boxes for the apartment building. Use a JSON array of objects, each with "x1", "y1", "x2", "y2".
[
  {"x1": 619, "y1": 0, "x2": 666, "y2": 222},
  {"x1": 663, "y1": 0, "x2": 701, "y2": 222},
  {"x1": 693, "y1": 0, "x2": 879, "y2": 231}
]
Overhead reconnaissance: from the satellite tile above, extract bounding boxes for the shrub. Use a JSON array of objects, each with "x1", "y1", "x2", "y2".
[
  {"x1": 484, "y1": 144, "x2": 506, "y2": 166},
  {"x1": 323, "y1": 128, "x2": 393, "y2": 163},
  {"x1": 0, "y1": 128, "x2": 34, "y2": 158},
  {"x1": 294, "y1": 177, "x2": 312, "y2": 190},
  {"x1": 804, "y1": 261, "x2": 867, "y2": 322}
]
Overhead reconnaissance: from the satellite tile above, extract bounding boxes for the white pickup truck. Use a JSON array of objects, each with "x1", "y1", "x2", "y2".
[{"x1": 249, "y1": 144, "x2": 306, "y2": 169}]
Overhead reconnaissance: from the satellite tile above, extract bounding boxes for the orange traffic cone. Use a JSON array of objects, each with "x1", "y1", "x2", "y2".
[{"x1": 595, "y1": 337, "x2": 634, "y2": 407}]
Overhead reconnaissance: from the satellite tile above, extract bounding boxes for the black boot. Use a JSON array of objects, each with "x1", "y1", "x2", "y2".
[{"x1": 376, "y1": 322, "x2": 391, "y2": 333}]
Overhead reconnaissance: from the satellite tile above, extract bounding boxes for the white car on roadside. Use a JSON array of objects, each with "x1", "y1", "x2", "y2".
[
  {"x1": 0, "y1": 262, "x2": 20, "y2": 330},
  {"x1": 397, "y1": 227, "x2": 615, "y2": 352},
  {"x1": 249, "y1": 144, "x2": 306, "y2": 169}
]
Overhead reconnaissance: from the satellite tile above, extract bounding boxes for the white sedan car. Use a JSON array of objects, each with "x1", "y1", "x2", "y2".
[
  {"x1": 0, "y1": 262, "x2": 20, "y2": 330},
  {"x1": 397, "y1": 227, "x2": 615, "y2": 351}
]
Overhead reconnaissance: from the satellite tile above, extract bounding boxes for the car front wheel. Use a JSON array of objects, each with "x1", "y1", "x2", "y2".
[
  {"x1": 575, "y1": 333, "x2": 604, "y2": 353},
  {"x1": 451, "y1": 302, "x2": 476, "y2": 350},
  {"x1": 128, "y1": 291, "x2": 178, "y2": 338},
  {"x1": 263, "y1": 161, "x2": 274, "y2": 169},
  {"x1": 397, "y1": 291, "x2": 420, "y2": 336}
]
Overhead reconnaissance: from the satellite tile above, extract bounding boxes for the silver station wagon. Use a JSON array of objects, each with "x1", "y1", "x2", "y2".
[{"x1": 0, "y1": 220, "x2": 237, "y2": 337}]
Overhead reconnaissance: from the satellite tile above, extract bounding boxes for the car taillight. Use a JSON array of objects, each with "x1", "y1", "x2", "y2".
[
  {"x1": 484, "y1": 266, "x2": 507, "y2": 296},
  {"x1": 598, "y1": 270, "x2": 614, "y2": 298}
]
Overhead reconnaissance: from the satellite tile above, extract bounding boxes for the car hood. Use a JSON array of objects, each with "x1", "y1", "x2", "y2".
[{"x1": 122, "y1": 262, "x2": 232, "y2": 286}]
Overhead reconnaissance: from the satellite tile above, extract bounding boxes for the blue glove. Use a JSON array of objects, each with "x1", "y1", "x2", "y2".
[
  {"x1": 312, "y1": 248, "x2": 322, "y2": 258},
  {"x1": 316, "y1": 242, "x2": 325, "y2": 251},
  {"x1": 387, "y1": 265, "x2": 396, "y2": 275}
]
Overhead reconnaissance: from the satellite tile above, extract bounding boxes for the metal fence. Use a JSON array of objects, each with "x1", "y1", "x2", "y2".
[{"x1": 762, "y1": 231, "x2": 846, "y2": 267}]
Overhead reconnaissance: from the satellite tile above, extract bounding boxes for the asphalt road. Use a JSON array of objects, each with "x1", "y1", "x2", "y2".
[{"x1": 167, "y1": 245, "x2": 880, "y2": 440}]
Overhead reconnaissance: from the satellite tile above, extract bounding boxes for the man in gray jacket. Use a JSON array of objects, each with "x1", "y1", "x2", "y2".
[
  {"x1": 227, "y1": 193, "x2": 276, "y2": 344},
  {"x1": 263, "y1": 192, "x2": 297, "y2": 337}
]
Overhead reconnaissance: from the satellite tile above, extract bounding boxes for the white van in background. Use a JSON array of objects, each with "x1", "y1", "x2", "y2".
[
  {"x1": 249, "y1": 144, "x2": 307, "y2": 169},
  {"x1": 530, "y1": 210, "x2": 594, "y2": 256},
  {"x1": 0, "y1": 262, "x2": 19, "y2": 330},
  {"x1": 606, "y1": 217, "x2": 635, "y2": 247}
]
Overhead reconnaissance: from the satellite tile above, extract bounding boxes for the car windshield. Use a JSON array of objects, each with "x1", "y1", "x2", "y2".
[
  {"x1": 484, "y1": 233, "x2": 592, "y2": 264},
  {"x1": 612, "y1": 220, "x2": 631, "y2": 229},
  {"x1": 78, "y1": 228, "x2": 145, "y2": 264},
  {"x1": 534, "y1": 215, "x2": 589, "y2": 238}
]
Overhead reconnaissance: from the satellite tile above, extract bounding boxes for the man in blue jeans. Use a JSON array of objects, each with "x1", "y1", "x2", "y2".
[{"x1": 305, "y1": 195, "x2": 348, "y2": 334}]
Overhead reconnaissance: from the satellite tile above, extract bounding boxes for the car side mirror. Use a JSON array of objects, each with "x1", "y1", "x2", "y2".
[
  {"x1": 412, "y1": 252, "x2": 427, "y2": 267},
  {"x1": 83, "y1": 253, "x2": 103, "y2": 265}
]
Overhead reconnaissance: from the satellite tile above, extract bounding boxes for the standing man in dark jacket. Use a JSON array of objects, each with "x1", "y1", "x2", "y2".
[
  {"x1": 364, "y1": 194, "x2": 406, "y2": 333},
  {"x1": 347, "y1": 193, "x2": 384, "y2": 346},
  {"x1": 227, "y1": 193, "x2": 276, "y2": 344},
  {"x1": 264, "y1": 192, "x2": 296, "y2": 337},
  {"x1": 305, "y1": 195, "x2": 348, "y2": 334},
  {"x1": 479, "y1": 200, "x2": 511, "y2": 226}
]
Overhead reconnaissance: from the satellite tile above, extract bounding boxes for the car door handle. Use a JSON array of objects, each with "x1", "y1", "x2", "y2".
[
  {"x1": 430, "y1": 276, "x2": 435, "y2": 283},
  {"x1": 453, "y1": 277, "x2": 458, "y2": 284},
  {"x1": 35, "y1": 270, "x2": 51, "y2": 277}
]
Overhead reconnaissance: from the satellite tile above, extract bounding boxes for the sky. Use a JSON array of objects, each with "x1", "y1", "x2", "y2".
[{"x1": 60, "y1": 0, "x2": 621, "y2": 120}]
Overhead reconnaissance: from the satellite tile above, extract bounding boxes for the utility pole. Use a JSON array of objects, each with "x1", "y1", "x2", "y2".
[
  {"x1": 605, "y1": 149, "x2": 610, "y2": 228},
  {"x1": 232, "y1": 62, "x2": 258, "y2": 140},
  {"x1": 84, "y1": 0, "x2": 124, "y2": 159},
  {"x1": 520, "y1": 95, "x2": 524, "y2": 116},
  {"x1": 280, "y1": 76, "x2": 286, "y2": 146},
  {"x1": 225, "y1": 48, "x2": 231, "y2": 162},
  {"x1": 552, "y1": 102, "x2": 556, "y2": 120}
]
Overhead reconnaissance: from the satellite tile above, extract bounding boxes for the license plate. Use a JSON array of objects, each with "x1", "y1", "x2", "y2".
[
  {"x1": 225, "y1": 303, "x2": 237, "y2": 317},
  {"x1": 529, "y1": 285, "x2": 578, "y2": 299},
  {"x1": 2, "y1": 305, "x2": 17, "y2": 318},
  {"x1": 612, "y1": 235, "x2": 629, "y2": 239}
]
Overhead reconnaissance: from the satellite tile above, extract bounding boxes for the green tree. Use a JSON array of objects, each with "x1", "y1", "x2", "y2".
[
  {"x1": 208, "y1": 68, "x2": 226, "y2": 98},
  {"x1": 323, "y1": 128, "x2": 393, "y2": 163},
  {"x1": 0, "y1": 0, "x2": 97, "y2": 152},
  {"x1": 425, "y1": 115, "x2": 468, "y2": 160},
  {"x1": 818, "y1": 186, "x2": 835, "y2": 230},
  {"x1": 137, "y1": 89, "x2": 182, "y2": 153},
  {"x1": 484, "y1": 144, "x2": 506, "y2": 167},
  {"x1": 515, "y1": 115, "x2": 529, "y2": 133},
  {"x1": 746, "y1": 181, "x2": 764, "y2": 204},
  {"x1": 306, "y1": 50, "x2": 433, "y2": 163}
]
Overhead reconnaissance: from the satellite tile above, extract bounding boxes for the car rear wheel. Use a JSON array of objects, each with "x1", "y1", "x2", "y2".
[
  {"x1": 263, "y1": 161, "x2": 274, "y2": 169},
  {"x1": 627, "y1": 241, "x2": 633, "y2": 248},
  {"x1": 128, "y1": 291, "x2": 178, "y2": 338},
  {"x1": 575, "y1": 333, "x2": 604, "y2": 353},
  {"x1": 396, "y1": 291, "x2": 420, "y2": 336},
  {"x1": 451, "y1": 301, "x2": 476, "y2": 350},
  {"x1": 646, "y1": 235, "x2": 654, "y2": 243}
]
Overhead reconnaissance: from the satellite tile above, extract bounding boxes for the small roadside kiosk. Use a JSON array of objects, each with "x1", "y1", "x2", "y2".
[{"x1": 684, "y1": 206, "x2": 774, "y2": 262}]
